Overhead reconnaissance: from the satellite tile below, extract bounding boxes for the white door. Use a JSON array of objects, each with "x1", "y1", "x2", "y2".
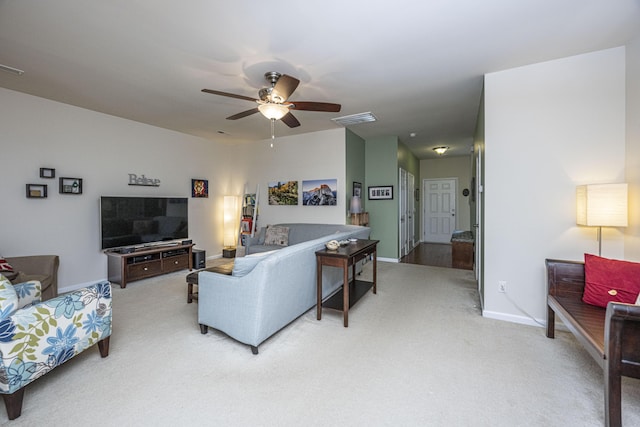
[
  {"x1": 399, "y1": 168, "x2": 408, "y2": 257},
  {"x1": 423, "y1": 178, "x2": 457, "y2": 243},
  {"x1": 474, "y1": 151, "x2": 484, "y2": 308},
  {"x1": 408, "y1": 172, "x2": 415, "y2": 248}
]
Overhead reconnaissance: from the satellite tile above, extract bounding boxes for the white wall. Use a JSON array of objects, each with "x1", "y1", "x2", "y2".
[
  {"x1": 239, "y1": 128, "x2": 347, "y2": 228},
  {"x1": 0, "y1": 88, "x2": 246, "y2": 292},
  {"x1": 625, "y1": 32, "x2": 640, "y2": 261},
  {"x1": 483, "y1": 47, "x2": 626, "y2": 325}
]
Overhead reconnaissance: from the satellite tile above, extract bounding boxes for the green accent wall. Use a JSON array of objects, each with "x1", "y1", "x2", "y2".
[
  {"x1": 365, "y1": 136, "x2": 399, "y2": 258},
  {"x1": 345, "y1": 129, "x2": 366, "y2": 222}
]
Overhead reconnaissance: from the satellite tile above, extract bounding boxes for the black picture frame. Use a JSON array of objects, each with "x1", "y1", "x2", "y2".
[
  {"x1": 26, "y1": 184, "x2": 47, "y2": 198},
  {"x1": 368, "y1": 185, "x2": 393, "y2": 200},
  {"x1": 353, "y1": 181, "x2": 362, "y2": 198},
  {"x1": 39, "y1": 167, "x2": 55, "y2": 179},
  {"x1": 59, "y1": 177, "x2": 83, "y2": 194}
]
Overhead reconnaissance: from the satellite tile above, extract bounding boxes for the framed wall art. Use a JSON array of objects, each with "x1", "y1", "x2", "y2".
[
  {"x1": 192, "y1": 179, "x2": 208, "y2": 198},
  {"x1": 39, "y1": 168, "x2": 55, "y2": 178},
  {"x1": 26, "y1": 184, "x2": 47, "y2": 198},
  {"x1": 302, "y1": 179, "x2": 337, "y2": 206},
  {"x1": 59, "y1": 177, "x2": 83, "y2": 194},
  {"x1": 353, "y1": 181, "x2": 362, "y2": 198},
  {"x1": 268, "y1": 181, "x2": 298, "y2": 205},
  {"x1": 368, "y1": 185, "x2": 393, "y2": 200}
]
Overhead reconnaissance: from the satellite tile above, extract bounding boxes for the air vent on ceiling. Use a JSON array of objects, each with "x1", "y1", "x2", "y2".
[{"x1": 331, "y1": 112, "x2": 377, "y2": 126}]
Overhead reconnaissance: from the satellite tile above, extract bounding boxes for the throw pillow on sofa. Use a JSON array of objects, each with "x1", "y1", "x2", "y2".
[
  {"x1": 264, "y1": 225, "x2": 289, "y2": 246},
  {"x1": 582, "y1": 254, "x2": 640, "y2": 308},
  {"x1": 0, "y1": 274, "x2": 18, "y2": 320}
]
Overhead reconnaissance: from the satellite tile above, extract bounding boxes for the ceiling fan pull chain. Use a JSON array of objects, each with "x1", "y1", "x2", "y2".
[{"x1": 270, "y1": 118, "x2": 275, "y2": 147}]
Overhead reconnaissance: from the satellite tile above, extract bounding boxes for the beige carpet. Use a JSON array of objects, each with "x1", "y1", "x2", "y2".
[{"x1": 3, "y1": 261, "x2": 640, "y2": 426}]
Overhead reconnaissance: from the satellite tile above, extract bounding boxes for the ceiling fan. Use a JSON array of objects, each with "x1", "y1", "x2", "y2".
[{"x1": 202, "y1": 72, "x2": 341, "y2": 131}]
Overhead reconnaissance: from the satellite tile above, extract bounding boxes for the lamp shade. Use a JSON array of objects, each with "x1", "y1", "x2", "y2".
[
  {"x1": 576, "y1": 183, "x2": 628, "y2": 227},
  {"x1": 258, "y1": 103, "x2": 289, "y2": 120},
  {"x1": 350, "y1": 195, "x2": 362, "y2": 214},
  {"x1": 223, "y1": 196, "x2": 238, "y2": 247}
]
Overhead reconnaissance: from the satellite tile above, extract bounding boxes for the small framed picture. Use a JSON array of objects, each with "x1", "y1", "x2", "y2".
[
  {"x1": 368, "y1": 185, "x2": 393, "y2": 200},
  {"x1": 192, "y1": 179, "x2": 208, "y2": 198},
  {"x1": 39, "y1": 168, "x2": 55, "y2": 179},
  {"x1": 26, "y1": 184, "x2": 48, "y2": 198},
  {"x1": 59, "y1": 177, "x2": 83, "y2": 194},
  {"x1": 353, "y1": 182, "x2": 362, "y2": 198}
]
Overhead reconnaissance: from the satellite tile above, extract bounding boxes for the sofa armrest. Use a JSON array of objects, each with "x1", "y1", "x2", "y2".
[
  {"x1": 6, "y1": 255, "x2": 59, "y2": 300},
  {"x1": 0, "y1": 281, "x2": 112, "y2": 394}
]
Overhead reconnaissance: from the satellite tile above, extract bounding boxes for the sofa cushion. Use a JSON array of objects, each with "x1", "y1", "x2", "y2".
[
  {"x1": 0, "y1": 274, "x2": 18, "y2": 320},
  {"x1": 583, "y1": 254, "x2": 640, "y2": 308},
  {"x1": 264, "y1": 225, "x2": 289, "y2": 246},
  {"x1": 232, "y1": 251, "x2": 277, "y2": 277}
]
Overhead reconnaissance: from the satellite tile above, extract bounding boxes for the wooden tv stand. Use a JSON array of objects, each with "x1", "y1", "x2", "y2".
[{"x1": 105, "y1": 243, "x2": 194, "y2": 288}]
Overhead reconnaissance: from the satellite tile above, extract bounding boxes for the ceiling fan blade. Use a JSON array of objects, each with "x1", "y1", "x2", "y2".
[
  {"x1": 281, "y1": 112, "x2": 301, "y2": 128},
  {"x1": 271, "y1": 74, "x2": 300, "y2": 102},
  {"x1": 288, "y1": 101, "x2": 341, "y2": 112},
  {"x1": 201, "y1": 89, "x2": 258, "y2": 103},
  {"x1": 226, "y1": 108, "x2": 259, "y2": 120}
]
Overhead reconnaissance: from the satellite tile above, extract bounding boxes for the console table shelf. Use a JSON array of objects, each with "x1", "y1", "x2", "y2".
[{"x1": 105, "y1": 243, "x2": 194, "y2": 288}]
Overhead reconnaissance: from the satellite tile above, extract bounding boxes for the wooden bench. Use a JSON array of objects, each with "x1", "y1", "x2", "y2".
[{"x1": 546, "y1": 259, "x2": 640, "y2": 427}]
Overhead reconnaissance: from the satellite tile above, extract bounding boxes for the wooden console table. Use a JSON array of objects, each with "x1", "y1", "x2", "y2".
[{"x1": 315, "y1": 239, "x2": 378, "y2": 327}]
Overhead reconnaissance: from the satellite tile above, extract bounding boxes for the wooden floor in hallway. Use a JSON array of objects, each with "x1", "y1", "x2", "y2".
[{"x1": 400, "y1": 242, "x2": 452, "y2": 268}]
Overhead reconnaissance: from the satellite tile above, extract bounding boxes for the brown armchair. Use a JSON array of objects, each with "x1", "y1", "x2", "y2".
[{"x1": 5, "y1": 255, "x2": 59, "y2": 301}]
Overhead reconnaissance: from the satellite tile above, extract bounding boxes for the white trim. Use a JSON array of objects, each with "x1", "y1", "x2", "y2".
[
  {"x1": 482, "y1": 310, "x2": 545, "y2": 328},
  {"x1": 378, "y1": 257, "x2": 399, "y2": 263}
]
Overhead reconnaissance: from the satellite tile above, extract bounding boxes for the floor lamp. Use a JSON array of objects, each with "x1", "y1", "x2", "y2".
[
  {"x1": 576, "y1": 183, "x2": 628, "y2": 256},
  {"x1": 223, "y1": 195, "x2": 238, "y2": 258}
]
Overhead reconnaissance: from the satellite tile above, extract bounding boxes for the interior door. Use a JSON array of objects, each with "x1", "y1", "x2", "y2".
[
  {"x1": 423, "y1": 178, "x2": 456, "y2": 243},
  {"x1": 408, "y1": 172, "x2": 415, "y2": 248},
  {"x1": 475, "y1": 150, "x2": 484, "y2": 308},
  {"x1": 399, "y1": 168, "x2": 408, "y2": 257}
]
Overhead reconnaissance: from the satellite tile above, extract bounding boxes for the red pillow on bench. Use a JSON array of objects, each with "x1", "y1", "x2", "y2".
[{"x1": 583, "y1": 254, "x2": 640, "y2": 308}]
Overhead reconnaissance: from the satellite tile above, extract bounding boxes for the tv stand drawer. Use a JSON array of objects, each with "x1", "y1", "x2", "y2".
[
  {"x1": 128, "y1": 260, "x2": 162, "y2": 280},
  {"x1": 163, "y1": 254, "x2": 189, "y2": 273}
]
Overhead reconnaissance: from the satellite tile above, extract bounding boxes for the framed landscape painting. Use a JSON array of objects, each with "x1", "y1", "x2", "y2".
[
  {"x1": 302, "y1": 179, "x2": 337, "y2": 206},
  {"x1": 268, "y1": 181, "x2": 298, "y2": 205}
]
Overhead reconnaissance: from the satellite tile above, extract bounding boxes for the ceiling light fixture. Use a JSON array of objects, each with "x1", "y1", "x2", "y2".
[
  {"x1": 433, "y1": 146, "x2": 449, "y2": 155},
  {"x1": 257, "y1": 103, "x2": 289, "y2": 120},
  {"x1": 0, "y1": 64, "x2": 25, "y2": 76}
]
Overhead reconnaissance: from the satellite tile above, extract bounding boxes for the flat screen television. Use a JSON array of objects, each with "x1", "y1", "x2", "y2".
[{"x1": 100, "y1": 196, "x2": 188, "y2": 250}]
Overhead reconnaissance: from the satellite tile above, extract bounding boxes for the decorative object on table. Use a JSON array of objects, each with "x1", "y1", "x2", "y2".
[
  {"x1": 191, "y1": 179, "x2": 208, "y2": 198},
  {"x1": 576, "y1": 183, "x2": 628, "y2": 256},
  {"x1": 302, "y1": 178, "x2": 337, "y2": 206},
  {"x1": 368, "y1": 185, "x2": 393, "y2": 200},
  {"x1": 59, "y1": 177, "x2": 82, "y2": 194},
  {"x1": 25, "y1": 184, "x2": 47, "y2": 198},
  {"x1": 325, "y1": 240, "x2": 339, "y2": 251},
  {"x1": 268, "y1": 181, "x2": 298, "y2": 205},
  {"x1": 353, "y1": 181, "x2": 362, "y2": 198},
  {"x1": 223, "y1": 195, "x2": 238, "y2": 258},
  {"x1": 39, "y1": 167, "x2": 55, "y2": 178}
]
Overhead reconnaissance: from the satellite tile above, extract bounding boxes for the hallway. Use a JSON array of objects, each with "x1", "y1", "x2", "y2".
[{"x1": 400, "y1": 243, "x2": 452, "y2": 268}]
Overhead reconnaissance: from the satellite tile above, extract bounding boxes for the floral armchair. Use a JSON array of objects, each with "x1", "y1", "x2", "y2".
[{"x1": 0, "y1": 274, "x2": 112, "y2": 420}]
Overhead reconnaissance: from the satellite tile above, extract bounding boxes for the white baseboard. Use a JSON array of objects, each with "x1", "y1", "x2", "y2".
[
  {"x1": 482, "y1": 310, "x2": 545, "y2": 328},
  {"x1": 378, "y1": 257, "x2": 399, "y2": 263}
]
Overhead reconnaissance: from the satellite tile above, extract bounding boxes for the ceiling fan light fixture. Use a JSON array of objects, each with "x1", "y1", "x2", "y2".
[
  {"x1": 258, "y1": 103, "x2": 289, "y2": 120},
  {"x1": 433, "y1": 146, "x2": 449, "y2": 155}
]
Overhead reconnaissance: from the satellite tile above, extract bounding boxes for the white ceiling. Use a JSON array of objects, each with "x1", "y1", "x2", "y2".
[{"x1": 1, "y1": 1, "x2": 638, "y2": 159}]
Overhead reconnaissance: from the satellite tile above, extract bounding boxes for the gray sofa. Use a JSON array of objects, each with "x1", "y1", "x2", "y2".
[
  {"x1": 198, "y1": 223, "x2": 371, "y2": 353},
  {"x1": 5, "y1": 255, "x2": 59, "y2": 301}
]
